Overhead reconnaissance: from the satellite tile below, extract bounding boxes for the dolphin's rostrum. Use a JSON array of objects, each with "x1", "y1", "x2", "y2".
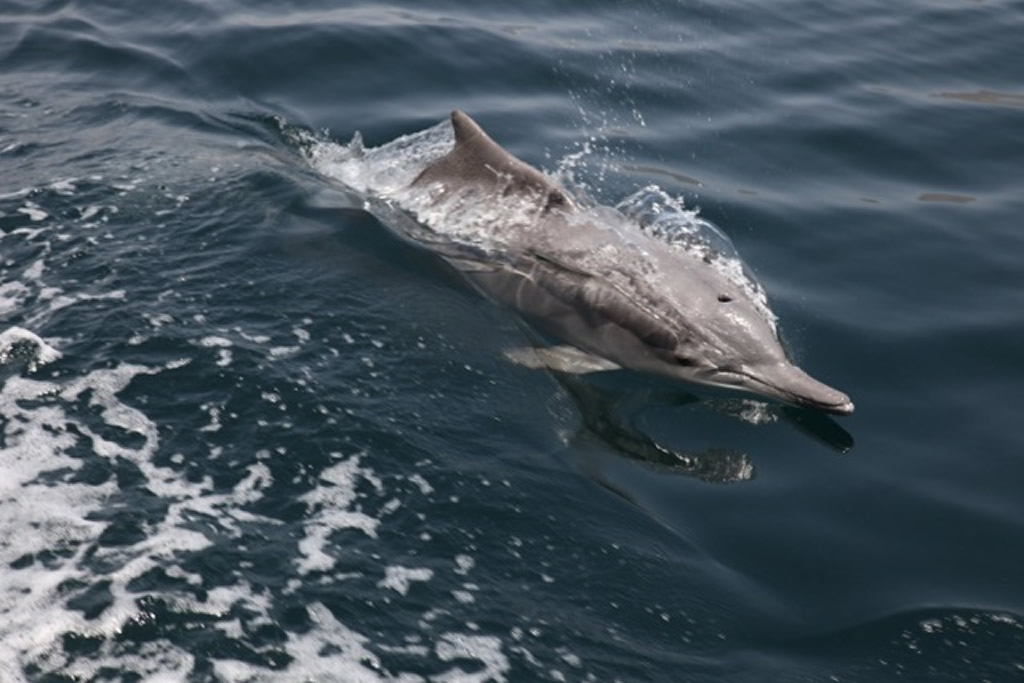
[{"x1": 409, "y1": 110, "x2": 854, "y2": 415}]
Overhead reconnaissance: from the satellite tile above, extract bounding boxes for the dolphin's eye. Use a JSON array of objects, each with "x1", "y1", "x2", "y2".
[
  {"x1": 717, "y1": 294, "x2": 733, "y2": 303},
  {"x1": 675, "y1": 355, "x2": 696, "y2": 367}
]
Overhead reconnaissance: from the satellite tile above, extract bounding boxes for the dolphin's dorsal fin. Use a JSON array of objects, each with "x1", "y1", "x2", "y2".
[
  {"x1": 451, "y1": 109, "x2": 486, "y2": 148},
  {"x1": 413, "y1": 110, "x2": 573, "y2": 211}
]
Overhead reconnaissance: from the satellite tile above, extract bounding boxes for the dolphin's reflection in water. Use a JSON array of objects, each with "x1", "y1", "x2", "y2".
[{"x1": 551, "y1": 368, "x2": 854, "y2": 487}]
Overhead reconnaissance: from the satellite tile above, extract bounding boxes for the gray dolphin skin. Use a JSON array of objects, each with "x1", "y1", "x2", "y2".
[{"x1": 409, "y1": 110, "x2": 854, "y2": 415}]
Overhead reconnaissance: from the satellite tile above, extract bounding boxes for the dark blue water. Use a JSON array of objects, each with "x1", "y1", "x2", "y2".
[{"x1": 2, "y1": 1, "x2": 1023, "y2": 680}]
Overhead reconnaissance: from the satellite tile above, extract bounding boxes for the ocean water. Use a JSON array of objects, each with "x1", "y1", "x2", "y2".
[{"x1": 2, "y1": 0, "x2": 1023, "y2": 680}]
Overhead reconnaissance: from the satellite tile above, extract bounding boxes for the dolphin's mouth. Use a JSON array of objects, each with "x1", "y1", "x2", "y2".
[{"x1": 711, "y1": 363, "x2": 855, "y2": 416}]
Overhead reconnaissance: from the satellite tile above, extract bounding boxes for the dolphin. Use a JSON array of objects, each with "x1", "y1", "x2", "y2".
[{"x1": 407, "y1": 110, "x2": 854, "y2": 415}]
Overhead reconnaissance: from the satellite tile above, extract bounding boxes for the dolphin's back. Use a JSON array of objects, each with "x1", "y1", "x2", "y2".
[{"x1": 453, "y1": 250, "x2": 683, "y2": 372}]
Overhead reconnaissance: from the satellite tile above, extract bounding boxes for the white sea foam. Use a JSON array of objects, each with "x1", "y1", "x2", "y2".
[
  {"x1": 268, "y1": 345, "x2": 299, "y2": 358},
  {"x1": 1, "y1": 352, "x2": 482, "y2": 680},
  {"x1": 199, "y1": 402, "x2": 223, "y2": 432},
  {"x1": 235, "y1": 327, "x2": 271, "y2": 344},
  {"x1": 199, "y1": 335, "x2": 232, "y2": 348},
  {"x1": 0, "y1": 363, "x2": 161, "y2": 674},
  {"x1": 0, "y1": 282, "x2": 31, "y2": 317},
  {"x1": 295, "y1": 454, "x2": 381, "y2": 575},
  {"x1": 0, "y1": 151, "x2": 533, "y2": 683},
  {"x1": 378, "y1": 565, "x2": 435, "y2": 596},
  {"x1": 197, "y1": 335, "x2": 233, "y2": 366},
  {"x1": 409, "y1": 472, "x2": 434, "y2": 496},
  {"x1": 17, "y1": 204, "x2": 48, "y2": 222},
  {"x1": 0, "y1": 326, "x2": 62, "y2": 370},
  {"x1": 39, "y1": 289, "x2": 127, "y2": 321},
  {"x1": 48, "y1": 178, "x2": 77, "y2": 196},
  {"x1": 434, "y1": 633, "x2": 511, "y2": 683},
  {"x1": 454, "y1": 554, "x2": 475, "y2": 576}
]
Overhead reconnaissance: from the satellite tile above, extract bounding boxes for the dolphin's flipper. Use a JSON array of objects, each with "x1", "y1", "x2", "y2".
[{"x1": 504, "y1": 345, "x2": 622, "y2": 374}]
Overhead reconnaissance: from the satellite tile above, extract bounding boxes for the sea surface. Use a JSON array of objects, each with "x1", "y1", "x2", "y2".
[{"x1": 2, "y1": 1, "x2": 1023, "y2": 680}]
